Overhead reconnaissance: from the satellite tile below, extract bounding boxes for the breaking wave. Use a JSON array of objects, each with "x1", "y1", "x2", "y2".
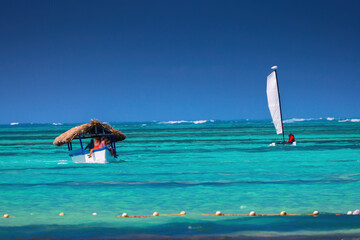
[
  {"x1": 284, "y1": 117, "x2": 337, "y2": 123},
  {"x1": 338, "y1": 119, "x2": 360, "y2": 123},
  {"x1": 52, "y1": 123, "x2": 62, "y2": 126},
  {"x1": 10, "y1": 122, "x2": 19, "y2": 125},
  {"x1": 158, "y1": 120, "x2": 214, "y2": 124},
  {"x1": 283, "y1": 118, "x2": 314, "y2": 123}
]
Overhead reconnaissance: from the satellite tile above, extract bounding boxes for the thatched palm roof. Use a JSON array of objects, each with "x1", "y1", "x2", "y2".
[{"x1": 53, "y1": 120, "x2": 126, "y2": 146}]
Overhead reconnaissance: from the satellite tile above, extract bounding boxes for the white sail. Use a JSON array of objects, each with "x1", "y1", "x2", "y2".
[{"x1": 266, "y1": 71, "x2": 283, "y2": 135}]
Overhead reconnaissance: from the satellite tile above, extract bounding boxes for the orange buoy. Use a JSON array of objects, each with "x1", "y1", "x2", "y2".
[
  {"x1": 180, "y1": 211, "x2": 186, "y2": 215},
  {"x1": 249, "y1": 211, "x2": 256, "y2": 216},
  {"x1": 153, "y1": 212, "x2": 159, "y2": 216},
  {"x1": 121, "y1": 213, "x2": 128, "y2": 217},
  {"x1": 59, "y1": 212, "x2": 65, "y2": 216},
  {"x1": 215, "y1": 211, "x2": 222, "y2": 216},
  {"x1": 280, "y1": 211, "x2": 287, "y2": 216}
]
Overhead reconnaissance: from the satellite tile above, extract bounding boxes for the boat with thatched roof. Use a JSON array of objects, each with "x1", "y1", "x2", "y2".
[{"x1": 53, "y1": 120, "x2": 126, "y2": 163}]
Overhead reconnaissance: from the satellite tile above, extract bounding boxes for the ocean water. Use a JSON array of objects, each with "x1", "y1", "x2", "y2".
[{"x1": 1, "y1": 119, "x2": 360, "y2": 239}]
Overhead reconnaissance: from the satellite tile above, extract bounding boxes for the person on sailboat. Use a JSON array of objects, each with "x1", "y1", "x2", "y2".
[{"x1": 286, "y1": 133, "x2": 295, "y2": 144}]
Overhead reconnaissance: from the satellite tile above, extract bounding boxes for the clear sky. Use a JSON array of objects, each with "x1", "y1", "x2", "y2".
[{"x1": 1, "y1": 0, "x2": 359, "y2": 123}]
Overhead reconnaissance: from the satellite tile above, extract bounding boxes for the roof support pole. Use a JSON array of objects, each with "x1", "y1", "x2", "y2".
[
  {"x1": 79, "y1": 136, "x2": 84, "y2": 150},
  {"x1": 112, "y1": 135, "x2": 116, "y2": 153}
]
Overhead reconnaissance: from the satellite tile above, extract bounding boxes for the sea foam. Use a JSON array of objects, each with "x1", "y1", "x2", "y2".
[
  {"x1": 159, "y1": 120, "x2": 210, "y2": 124},
  {"x1": 283, "y1": 117, "x2": 336, "y2": 123},
  {"x1": 338, "y1": 119, "x2": 360, "y2": 123},
  {"x1": 283, "y1": 118, "x2": 313, "y2": 123}
]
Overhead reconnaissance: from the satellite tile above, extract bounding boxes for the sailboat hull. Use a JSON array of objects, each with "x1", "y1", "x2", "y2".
[{"x1": 269, "y1": 141, "x2": 297, "y2": 147}]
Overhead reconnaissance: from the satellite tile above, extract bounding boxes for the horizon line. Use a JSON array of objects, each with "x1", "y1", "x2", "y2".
[{"x1": 2, "y1": 117, "x2": 360, "y2": 125}]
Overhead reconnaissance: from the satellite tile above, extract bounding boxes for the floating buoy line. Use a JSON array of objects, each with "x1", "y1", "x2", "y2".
[
  {"x1": 2, "y1": 210, "x2": 360, "y2": 219},
  {"x1": 204, "y1": 210, "x2": 300, "y2": 216},
  {"x1": 117, "y1": 211, "x2": 186, "y2": 218},
  {"x1": 204, "y1": 210, "x2": 359, "y2": 216}
]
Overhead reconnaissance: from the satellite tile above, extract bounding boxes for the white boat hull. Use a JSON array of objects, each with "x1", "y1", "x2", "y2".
[
  {"x1": 269, "y1": 141, "x2": 296, "y2": 147},
  {"x1": 70, "y1": 149, "x2": 119, "y2": 164}
]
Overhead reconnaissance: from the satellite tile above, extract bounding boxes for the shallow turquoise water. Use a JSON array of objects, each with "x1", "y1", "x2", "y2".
[{"x1": 1, "y1": 119, "x2": 360, "y2": 238}]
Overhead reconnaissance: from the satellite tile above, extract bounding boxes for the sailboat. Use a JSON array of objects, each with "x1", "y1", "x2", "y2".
[{"x1": 266, "y1": 66, "x2": 296, "y2": 146}]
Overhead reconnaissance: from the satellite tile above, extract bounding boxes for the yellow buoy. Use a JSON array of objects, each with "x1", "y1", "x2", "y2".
[
  {"x1": 180, "y1": 211, "x2": 186, "y2": 215},
  {"x1": 59, "y1": 212, "x2": 65, "y2": 216},
  {"x1": 121, "y1": 213, "x2": 128, "y2": 217},
  {"x1": 249, "y1": 211, "x2": 256, "y2": 216},
  {"x1": 215, "y1": 211, "x2": 222, "y2": 216},
  {"x1": 153, "y1": 212, "x2": 159, "y2": 216},
  {"x1": 280, "y1": 211, "x2": 287, "y2": 216}
]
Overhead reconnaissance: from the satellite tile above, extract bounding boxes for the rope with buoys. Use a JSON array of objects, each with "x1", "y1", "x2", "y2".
[
  {"x1": 3, "y1": 209, "x2": 360, "y2": 219},
  {"x1": 203, "y1": 210, "x2": 324, "y2": 216},
  {"x1": 117, "y1": 211, "x2": 186, "y2": 218}
]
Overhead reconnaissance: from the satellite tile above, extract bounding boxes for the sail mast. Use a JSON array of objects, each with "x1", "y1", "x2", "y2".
[{"x1": 273, "y1": 67, "x2": 285, "y2": 142}]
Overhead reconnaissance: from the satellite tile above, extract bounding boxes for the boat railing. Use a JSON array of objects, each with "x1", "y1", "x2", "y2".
[{"x1": 67, "y1": 133, "x2": 117, "y2": 155}]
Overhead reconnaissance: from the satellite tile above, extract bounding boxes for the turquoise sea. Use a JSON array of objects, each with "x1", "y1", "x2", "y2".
[{"x1": 1, "y1": 119, "x2": 360, "y2": 239}]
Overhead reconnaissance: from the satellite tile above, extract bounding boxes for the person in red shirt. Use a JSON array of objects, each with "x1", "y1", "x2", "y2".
[
  {"x1": 88, "y1": 137, "x2": 104, "y2": 157},
  {"x1": 286, "y1": 133, "x2": 295, "y2": 144}
]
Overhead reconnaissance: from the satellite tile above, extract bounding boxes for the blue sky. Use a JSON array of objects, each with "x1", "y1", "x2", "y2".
[{"x1": 1, "y1": 0, "x2": 359, "y2": 123}]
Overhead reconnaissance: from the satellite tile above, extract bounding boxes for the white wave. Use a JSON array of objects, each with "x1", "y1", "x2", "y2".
[
  {"x1": 159, "y1": 120, "x2": 187, "y2": 124},
  {"x1": 284, "y1": 117, "x2": 339, "y2": 123},
  {"x1": 141, "y1": 124, "x2": 147, "y2": 127},
  {"x1": 10, "y1": 122, "x2": 19, "y2": 125},
  {"x1": 193, "y1": 120, "x2": 207, "y2": 124},
  {"x1": 338, "y1": 119, "x2": 360, "y2": 123},
  {"x1": 57, "y1": 160, "x2": 68, "y2": 164},
  {"x1": 283, "y1": 118, "x2": 313, "y2": 123},
  {"x1": 158, "y1": 120, "x2": 208, "y2": 124},
  {"x1": 52, "y1": 123, "x2": 62, "y2": 126}
]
